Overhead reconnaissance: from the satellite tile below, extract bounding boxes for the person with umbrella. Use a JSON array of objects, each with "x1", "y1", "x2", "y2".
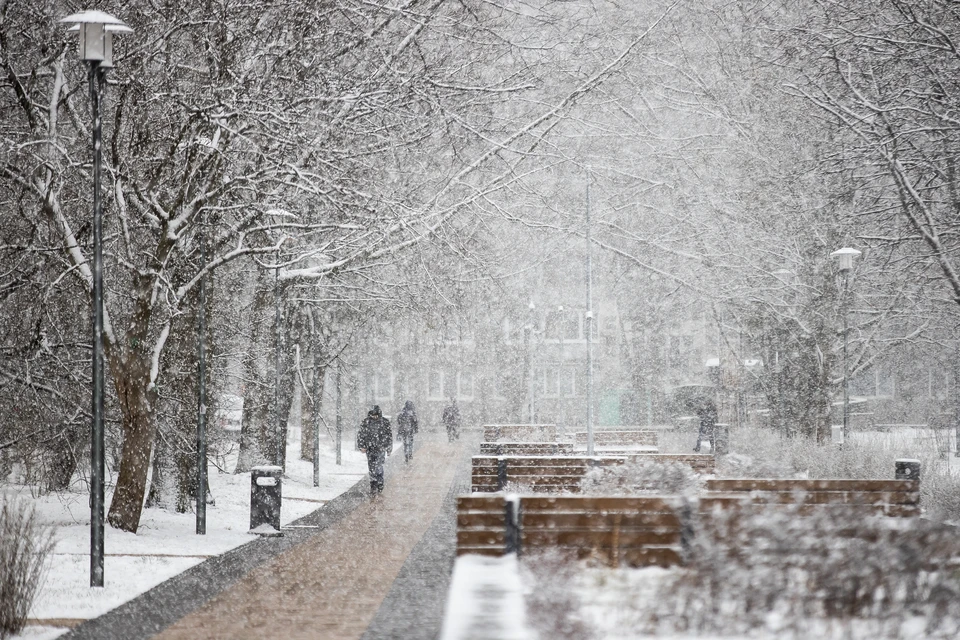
[{"x1": 693, "y1": 397, "x2": 718, "y2": 453}]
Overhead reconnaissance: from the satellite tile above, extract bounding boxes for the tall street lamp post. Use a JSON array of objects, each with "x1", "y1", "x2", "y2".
[
  {"x1": 585, "y1": 182, "x2": 595, "y2": 455},
  {"x1": 61, "y1": 9, "x2": 133, "y2": 589},
  {"x1": 557, "y1": 305, "x2": 564, "y2": 436},
  {"x1": 771, "y1": 268, "x2": 795, "y2": 439},
  {"x1": 274, "y1": 245, "x2": 284, "y2": 469},
  {"x1": 831, "y1": 247, "x2": 861, "y2": 445},
  {"x1": 196, "y1": 218, "x2": 208, "y2": 535},
  {"x1": 527, "y1": 300, "x2": 536, "y2": 423}
]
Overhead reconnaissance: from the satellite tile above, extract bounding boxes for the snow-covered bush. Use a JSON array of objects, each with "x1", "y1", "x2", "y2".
[
  {"x1": 0, "y1": 497, "x2": 54, "y2": 639},
  {"x1": 649, "y1": 505, "x2": 960, "y2": 638},
  {"x1": 717, "y1": 452, "x2": 801, "y2": 478},
  {"x1": 521, "y1": 549, "x2": 598, "y2": 640},
  {"x1": 727, "y1": 425, "x2": 960, "y2": 523},
  {"x1": 579, "y1": 458, "x2": 700, "y2": 496}
]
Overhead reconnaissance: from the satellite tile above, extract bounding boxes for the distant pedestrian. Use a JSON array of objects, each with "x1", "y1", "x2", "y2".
[
  {"x1": 397, "y1": 400, "x2": 419, "y2": 463},
  {"x1": 693, "y1": 398, "x2": 717, "y2": 453},
  {"x1": 358, "y1": 405, "x2": 393, "y2": 496},
  {"x1": 442, "y1": 399, "x2": 461, "y2": 443}
]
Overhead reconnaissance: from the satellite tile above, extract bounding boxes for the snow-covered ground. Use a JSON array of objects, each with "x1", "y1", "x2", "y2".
[
  {"x1": 439, "y1": 554, "x2": 535, "y2": 640},
  {"x1": 6, "y1": 427, "x2": 374, "y2": 640},
  {"x1": 441, "y1": 554, "x2": 951, "y2": 640}
]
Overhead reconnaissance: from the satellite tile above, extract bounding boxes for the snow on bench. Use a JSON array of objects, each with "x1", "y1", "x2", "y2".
[{"x1": 482, "y1": 424, "x2": 558, "y2": 442}]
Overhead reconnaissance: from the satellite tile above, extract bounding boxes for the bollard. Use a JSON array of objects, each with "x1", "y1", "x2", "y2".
[
  {"x1": 250, "y1": 465, "x2": 283, "y2": 534},
  {"x1": 831, "y1": 425, "x2": 844, "y2": 446},
  {"x1": 678, "y1": 502, "x2": 695, "y2": 565},
  {"x1": 714, "y1": 423, "x2": 730, "y2": 455},
  {"x1": 895, "y1": 459, "x2": 921, "y2": 481},
  {"x1": 504, "y1": 495, "x2": 522, "y2": 556},
  {"x1": 497, "y1": 457, "x2": 508, "y2": 491}
]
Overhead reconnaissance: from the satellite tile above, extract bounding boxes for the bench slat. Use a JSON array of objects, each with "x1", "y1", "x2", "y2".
[
  {"x1": 457, "y1": 529, "x2": 506, "y2": 546},
  {"x1": 521, "y1": 511, "x2": 682, "y2": 529},
  {"x1": 705, "y1": 479, "x2": 919, "y2": 492},
  {"x1": 521, "y1": 530, "x2": 682, "y2": 547}
]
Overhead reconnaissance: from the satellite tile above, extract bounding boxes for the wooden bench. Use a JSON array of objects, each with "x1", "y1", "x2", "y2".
[
  {"x1": 458, "y1": 478, "x2": 923, "y2": 569},
  {"x1": 574, "y1": 430, "x2": 659, "y2": 448},
  {"x1": 456, "y1": 494, "x2": 685, "y2": 567},
  {"x1": 471, "y1": 455, "x2": 624, "y2": 493},
  {"x1": 479, "y1": 442, "x2": 574, "y2": 456},
  {"x1": 472, "y1": 454, "x2": 716, "y2": 493},
  {"x1": 483, "y1": 424, "x2": 558, "y2": 442},
  {"x1": 702, "y1": 478, "x2": 921, "y2": 517}
]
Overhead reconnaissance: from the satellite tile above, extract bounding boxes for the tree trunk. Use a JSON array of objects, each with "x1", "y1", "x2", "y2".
[
  {"x1": 236, "y1": 274, "x2": 274, "y2": 473},
  {"x1": 44, "y1": 423, "x2": 82, "y2": 492},
  {"x1": 106, "y1": 354, "x2": 156, "y2": 533},
  {"x1": 301, "y1": 362, "x2": 314, "y2": 462},
  {"x1": 301, "y1": 309, "x2": 326, "y2": 461},
  {"x1": 144, "y1": 434, "x2": 167, "y2": 508},
  {"x1": 276, "y1": 304, "x2": 298, "y2": 470}
]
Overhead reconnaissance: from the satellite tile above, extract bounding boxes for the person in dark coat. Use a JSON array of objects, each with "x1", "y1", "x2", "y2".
[
  {"x1": 442, "y1": 399, "x2": 461, "y2": 443},
  {"x1": 694, "y1": 398, "x2": 717, "y2": 453},
  {"x1": 396, "y1": 400, "x2": 419, "y2": 463},
  {"x1": 358, "y1": 405, "x2": 393, "y2": 495}
]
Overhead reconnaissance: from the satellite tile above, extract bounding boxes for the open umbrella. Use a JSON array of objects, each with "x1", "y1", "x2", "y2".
[{"x1": 668, "y1": 383, "x2": 716, "y2": 413}]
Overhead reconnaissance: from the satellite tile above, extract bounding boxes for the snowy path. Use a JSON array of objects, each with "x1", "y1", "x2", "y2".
[
  {"x1": 361, "y1": 434, "x2": 472, "y2": 639},
  {"x1": 149, "y1": 434, "x2": 464, "y2": 639}
]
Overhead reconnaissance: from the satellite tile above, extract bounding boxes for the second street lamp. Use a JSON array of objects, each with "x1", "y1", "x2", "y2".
[
  {"x1": 60, "y1": 8, "x2": 133, "y2": 589},
  {"x1": 831, "y1": 247, "x2": 861, "y2": 446}
]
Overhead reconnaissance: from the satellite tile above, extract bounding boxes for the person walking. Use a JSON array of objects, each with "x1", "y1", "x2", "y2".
[
  {"x1": 442, "y1": 399, "x2": 461, "y2": 443},
  {"x1": 396, "y1": 400, "x2": 419, "y2": 463},
  {"x1": 693, "y1": 397, "x2": 718, "y2": 453},
  {"x1": 358, "y1": 405, "x2": 393, "y2": 496}
]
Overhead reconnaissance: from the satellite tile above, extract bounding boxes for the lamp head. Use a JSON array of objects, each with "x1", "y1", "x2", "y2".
[
  {"x1": 830, "y1": 247, "x2": 861, "y2": 272},
  {"x1": 61, "y1": 11, "x2": 133, "y2": 64}
]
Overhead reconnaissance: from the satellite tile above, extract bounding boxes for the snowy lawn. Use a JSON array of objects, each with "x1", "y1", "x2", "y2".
[{"x1": 5, "y1": 427, "x2": 374, "y2": 639}]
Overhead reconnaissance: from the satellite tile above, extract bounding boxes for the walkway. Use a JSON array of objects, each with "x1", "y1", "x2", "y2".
[{"x1": 156, "y1": 435, "x2": 463, "y2": 639}]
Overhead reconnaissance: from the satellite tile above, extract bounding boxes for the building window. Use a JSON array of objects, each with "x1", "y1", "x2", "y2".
[
  {"x1": 876, "y1": 368, "x2": 895, "y2": 398},
  {"x1": 560, "y1": 367, "x2": 575, "y2": 396},
  {"x1": 490, "y1": 374, "x2": 506, "y2": 399},
  {"x1": 373, "y1": 371, "x2": 393, "y2": 400},
  {"x1": 428, "y1": 370, "x2": 444, "y2": 400},
  {"x1": 457, "y1": 371, "x2": 475, "y2": 399},
  {"x1": 850, "y1": 367, "x2": 896, "y2": 398},
  {"x1": 365, "y1": 371, "x2": 392, "y2": 401},
  {"x1": 546, "y1": 369, "x2": 559, "y2": 397},
  {"x1": 563, "y1": 313, "x2": 580, "y2": 340}
]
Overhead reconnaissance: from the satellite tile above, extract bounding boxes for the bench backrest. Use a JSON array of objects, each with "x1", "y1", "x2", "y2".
[
  {"x1": 574, "y1": 430, "x2": 659, "y2": 448},
  {"x1": 702, "y1": 478, "x2": 920, "y2": 517},
  {"x1": 471, "y1": 455, "x2": 624, "y2": 493},
  {"x1": 472, "y1": 454, "x2": 717, "y2": 493},
  {"x1": 478, "y1": 442, "x2": 574, "y2": 456},
  {"x1": 483, "y1": 424, "x2": 558, "y2": 442},
  {"x1": 456, "y1": 494, "x2": 685, "y2": 568}
]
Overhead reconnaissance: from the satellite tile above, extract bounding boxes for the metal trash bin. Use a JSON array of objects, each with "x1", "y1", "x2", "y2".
[
  {"x1": 713, "y1": 423, "x2": 730, "y2": 455},
  {"x1": 895, "y1": 459, "x2": 921, "y2": 481},
  {"x1": 250, "y1": 465, "x2": 282, "y2": 533},
  {"x1": 831, "y1": 425, "x2": 844, "y2": 446}
]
